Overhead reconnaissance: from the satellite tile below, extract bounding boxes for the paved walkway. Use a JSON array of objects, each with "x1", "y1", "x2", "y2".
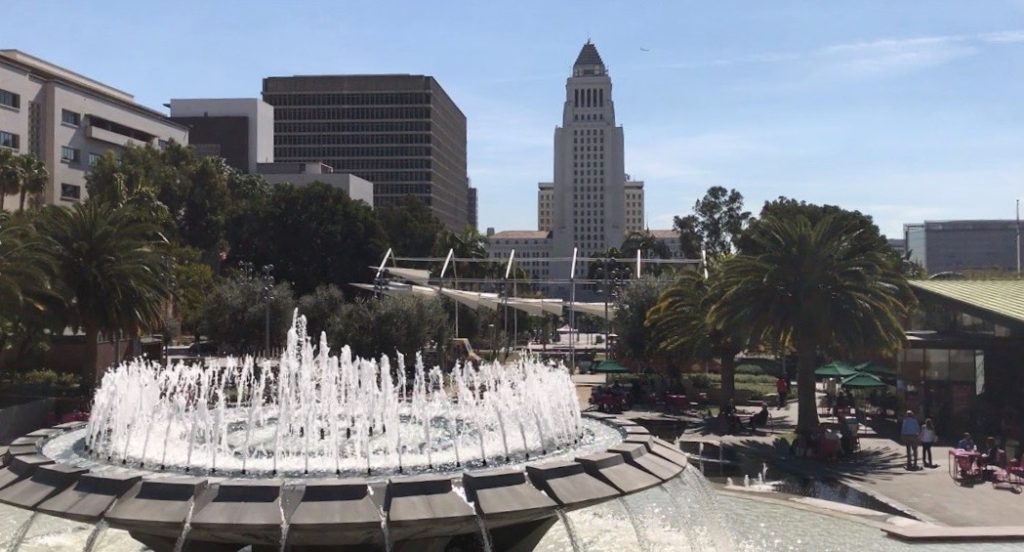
[{"x1": 577, "y1": 382, "x2": 1024, "y2": 528}]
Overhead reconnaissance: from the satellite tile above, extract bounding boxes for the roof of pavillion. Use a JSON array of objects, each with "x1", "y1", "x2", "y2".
[{"x1": 909, "y1": 280, "x2": 1024, "y2": 329}]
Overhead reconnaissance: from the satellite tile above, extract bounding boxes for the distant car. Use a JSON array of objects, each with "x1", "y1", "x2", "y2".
[
  {"x1": 187, "y1": 341, "x2": 219, "y2": 356},
  {"x1": 928, "y1": 271, "x2": 965, "y2": 280}
]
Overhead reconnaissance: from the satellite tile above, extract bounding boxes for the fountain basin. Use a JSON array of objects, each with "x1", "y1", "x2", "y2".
[{"x1": 0, "y1": 414, "x2": 689, "y2": 550}]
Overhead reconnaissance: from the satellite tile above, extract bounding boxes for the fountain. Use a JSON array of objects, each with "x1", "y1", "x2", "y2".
[{"x1": 0, "y1": 312, "x2": 691, "y2": 551}]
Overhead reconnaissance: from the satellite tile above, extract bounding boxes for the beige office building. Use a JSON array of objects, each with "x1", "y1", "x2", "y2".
[{"x1": 0, "y1": 50, "x2": 187, "y2": 208}]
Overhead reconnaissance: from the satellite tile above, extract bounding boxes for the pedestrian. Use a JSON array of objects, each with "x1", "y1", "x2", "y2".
[
  {"x1": 901, "y1": 410, "x2": 921, "y2": 470},
  {"x1": 776, "y1": 376, "x2": 788, "y2": 410},
  {"x1": 919, "y1": 418, "x2": 937, "y2": 468}
]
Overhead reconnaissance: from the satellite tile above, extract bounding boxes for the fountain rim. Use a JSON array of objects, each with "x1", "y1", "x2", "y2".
[{"x1": 0, "y1": 413, "x2": 689, "y2": 548}]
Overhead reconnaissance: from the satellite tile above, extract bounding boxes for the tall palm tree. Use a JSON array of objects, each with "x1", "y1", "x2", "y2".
[
  {"x1": 646, "y1": 268, "x2": 741, "y2": 405},
  {"x1": 41, "y1": 203, "x2": 172, "y2": 387},
  {"x1": 17, "y1": 154, "x2": 48, "y2": 211},
  {"x1": 0, "y1": 211, "x2": 57, "y2": 318},
  {"x1": 0, "y1": 148, "x2": 23, "y2": 211},
  {"x1": 710, "y1": 214, "x2": 912, "y2": 431}
]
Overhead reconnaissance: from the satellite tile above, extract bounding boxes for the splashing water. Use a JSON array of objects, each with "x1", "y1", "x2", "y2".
[{"x1": 84, "y1": 312, "x2": 584, "y2": 476}]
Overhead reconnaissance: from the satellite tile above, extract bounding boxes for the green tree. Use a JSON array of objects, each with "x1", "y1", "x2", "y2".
[
  {"x1": 377, "y1": 196, "x2": 444, "y2": 257},
  {"x1": 226, "y1": 182, "x2": 387, "y2": 295},
  {"x1": 0, "y1": 148, "x2": 23, "y2": 211},
  {"x1": 674, "y1": 186, "x2": 750, "y2": 259},
  {"x1": 199, "y1": 265, "x2": 296, "y2": 354},
  {"x1": 326, "y1": 294, "x2": 450, "y2": 364},
  {"x1": 710, "y1": 212, "x2": 913, "y2": 431},
  {"x1": 41, "y1": 203, "x2": 172, "y2": 387},
  {"x1": 611, "y1": 277, "x2": 674, "y2": 373},
  {"x1": 0, "y1": 211, "x2": 63, "y2": 367},
  {"x1": 646, "y1": 268, "x2": 741, "y2": 404},
  {"x1": 169, "y1": 246, "x2": 216, "y2": 339},
  {"x1": 298, "y1": 284, "x2": 347, "y2": 340}
]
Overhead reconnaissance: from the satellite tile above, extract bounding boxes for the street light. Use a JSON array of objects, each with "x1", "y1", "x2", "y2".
[{"x1": 260, "y1": 264, "x2": 275, "y2": 357}]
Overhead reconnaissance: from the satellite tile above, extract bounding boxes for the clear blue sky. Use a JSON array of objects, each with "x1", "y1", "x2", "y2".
[{"x1": 5, "y1": 1, "x2": 1024, "y2": 238}]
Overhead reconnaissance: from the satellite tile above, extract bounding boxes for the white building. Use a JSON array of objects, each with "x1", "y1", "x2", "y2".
[{"x1": 0, "y1": 50, "x2": 188, "y2": 208}]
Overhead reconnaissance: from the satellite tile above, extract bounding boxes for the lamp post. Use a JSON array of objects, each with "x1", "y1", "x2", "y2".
[{"x1": 260, "y1": 264, "x2": 275, "y2": 357}]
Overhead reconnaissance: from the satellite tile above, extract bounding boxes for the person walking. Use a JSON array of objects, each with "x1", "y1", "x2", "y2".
[
  {"x1": 919, "y1": 418, "x2": 937, "y2": 468},
  {"x1": 901, "y1": 410, "x2": 921, "y2": 470},
  {"x1": 776, "y1": 376, "x2": 789, "y2": 410}
]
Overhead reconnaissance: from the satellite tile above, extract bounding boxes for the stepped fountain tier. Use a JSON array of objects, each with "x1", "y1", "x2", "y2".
[{"x1": 0, "y1": 314, "x2": 691, "y2": 551}]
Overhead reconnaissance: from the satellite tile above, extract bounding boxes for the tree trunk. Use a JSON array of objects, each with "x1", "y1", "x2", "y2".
[
  {"x1": 83, "y1": 324, "x2": 100, "y2": 392},
  {"x1": 795, "y1": 338, "x2": 820, "y2": 431},
  {"x1": 719, "y1": 351, "x2": 737, "y2": 407},
  {"x1": 18, "y1": 190, "x2": 26, "y2": 212},
  {"x1": 0, "y1": 192, "x2": 5, "y2": 211}
]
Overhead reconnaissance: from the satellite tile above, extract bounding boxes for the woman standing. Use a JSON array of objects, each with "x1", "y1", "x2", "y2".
[{"x1": 920, "y1": 418, "x2": 937, "y2": 468}]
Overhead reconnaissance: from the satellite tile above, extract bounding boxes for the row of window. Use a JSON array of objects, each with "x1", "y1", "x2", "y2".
[
  {"x1": 265, "y1": 93, "x2": 430, "y2": 107},
  {"x1": 574, "y1": 88, "x2": 605, "y2": 108},
  {"x1": 273, "y1": 146, "x2": 432, "y2": 158},
  {"x1": 275, "y1": 133, "x2": 432, "y2": 145},
  {"x1": 275, "y1": 121, "x2": 432, "y2": 133},
  {"x1": 274, "y1": 157, "x2": 433, "y2": 171},
  {"x1": 274, "y1": 107, "x2": 431, "y2": 121},
  {"x1": 0, "y1": 88, "x2": 19, "y2": 109},
  {"x1": 376, "y1": 183, "x2": 432, "y2": 195},
  {"x1": 573, "y1": 113, "x2": 604, "y2": 121}
]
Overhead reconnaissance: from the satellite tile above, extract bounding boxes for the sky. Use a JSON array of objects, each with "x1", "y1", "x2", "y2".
[{"x1": 4, "y1": 1, "x2": 1024, "y2": 238}]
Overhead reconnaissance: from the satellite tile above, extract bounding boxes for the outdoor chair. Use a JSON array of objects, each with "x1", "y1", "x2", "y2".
[
  {"x1": 955, "y1": 454, "x2": 982, "y2": 485},
  {"x1": 1007, "y1": 458, "x2": 1024, "y2": 487}
]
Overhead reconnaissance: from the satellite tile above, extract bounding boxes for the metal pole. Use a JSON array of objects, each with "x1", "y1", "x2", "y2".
[
  {"x1": 1016, "y1": 199, "x2": 1020, "y2": 276},
  {"x1": 603, "y1": 259, "x2": 609, "y2": 358},
  {"x1": 569, "y1": 247, "x2": 577, "y2": 371}
]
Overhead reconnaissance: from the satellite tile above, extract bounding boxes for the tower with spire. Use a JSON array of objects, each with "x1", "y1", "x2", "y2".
[{"x1": 538, "y1": 41, "x2": 645, "y2": 282}]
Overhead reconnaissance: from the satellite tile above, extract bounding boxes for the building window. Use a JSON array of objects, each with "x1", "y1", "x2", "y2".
[
  {"x1": 60, "y1": 146, "x2": 80, "y2": 164},
  {"x1": 88, "y1": 152, "x2": 102, "y2": 167},
  {"x1": 0, "y1": 131, "x2": 18, "y2": 149},
  {"x1": 0, "y1": 89, "x2": 19, "y2": 109},
  {"x1": 60, "y1": 183, "x2": 81, "y2": 202},
  {"x1": 61, "y1": 109, "x2": 81, "y2": 126}
]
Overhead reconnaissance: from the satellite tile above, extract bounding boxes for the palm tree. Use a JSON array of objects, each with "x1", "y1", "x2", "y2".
[
  {"x1": 646, "y1": 268, "x2": 741, "y2": 405},
  {"x1": 17, "y1": 154, "x2": 48, "y2": 211},
  {"x1": 709, "y1": 214, "x2": 912, "y2": 431},
  {"x1": 0, "y1": 211, "x2": 57, "y2": 319},
  {"x1": 41, "y1": 203, "x2": 172, "y2": 387},
  {"x1": 433, "y1": 226, "x2": 489, "y2": 281},
  {"x1": 0, "y1": 148, "x2": 23, "y2": 211}
]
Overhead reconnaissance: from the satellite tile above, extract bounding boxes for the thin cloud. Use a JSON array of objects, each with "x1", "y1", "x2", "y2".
[{"x1": 659, "y1": 29, "x2": 1024, "y2": 78}]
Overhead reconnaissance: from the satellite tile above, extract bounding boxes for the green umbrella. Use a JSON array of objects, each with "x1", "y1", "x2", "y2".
[
  {"x1": 840, "y1": 372, "x2": 888, "y2": 389},
  {"x1": 592, "y1": 360, "x2": 629, "y2": 374},
  {"x1": 815, "y1": 361, "x2": 857, "y2": 378},
  {"x1": 854, "y1": 362, "x2": 896, "y2": 378}
]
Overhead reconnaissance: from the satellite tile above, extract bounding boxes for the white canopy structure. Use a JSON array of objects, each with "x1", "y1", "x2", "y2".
[{"x1": 566, "y1": 301, "x2": 617, "y2": 320}]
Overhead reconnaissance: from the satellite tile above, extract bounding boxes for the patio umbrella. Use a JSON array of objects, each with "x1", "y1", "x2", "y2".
[
  {"x1": 592, "y1": 360, "x2": 629, "y2": 374},
  {"x1": 814, "y1": 361, "x2": 857, "y2": 379},
  {"x1": 840, "y1": 372, "x2": 888, "y2": 389},
  {"x1": 853, "y1": 362, "x2": 896, "y2": 378}
]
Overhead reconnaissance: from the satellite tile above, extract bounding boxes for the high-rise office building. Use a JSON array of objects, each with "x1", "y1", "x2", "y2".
[
  {"x1": 0, "y1": 50, "x2": 187, "y2": 208},
  {"x1": 262, "y1": 75, "x2": 469, "y2": 229}
]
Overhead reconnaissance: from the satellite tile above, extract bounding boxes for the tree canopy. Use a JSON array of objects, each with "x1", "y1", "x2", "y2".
[
  {"x1": 226, "y1": 182, "x2": 387, "y2": 296},
  {"x1": 710, "y1": 210, "x2": 913, "y2": 430},
  {"x1": 674, "y1": 186, "x2": 750, "y2": 259}
]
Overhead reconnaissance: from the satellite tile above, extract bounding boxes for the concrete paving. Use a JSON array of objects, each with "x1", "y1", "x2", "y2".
[{"x1": 629, "y1": 384, "x2": 1024, "y2": 529}]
